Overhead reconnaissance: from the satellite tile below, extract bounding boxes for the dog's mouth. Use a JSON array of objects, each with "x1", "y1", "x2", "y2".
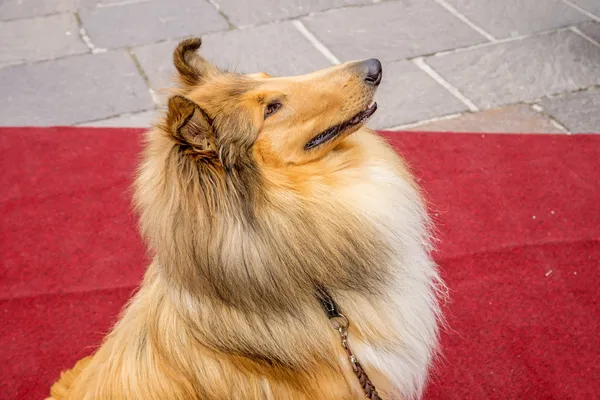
[{"x1": 304, "y1": 102, "x2": 378, "y2": 150}]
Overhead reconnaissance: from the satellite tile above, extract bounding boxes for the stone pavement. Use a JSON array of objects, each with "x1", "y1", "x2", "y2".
[{"x1": 1, "y1": 0, "x2": 599, "y2": 132}]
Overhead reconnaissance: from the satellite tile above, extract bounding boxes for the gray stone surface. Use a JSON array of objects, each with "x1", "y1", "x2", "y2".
[
  {"x1": 0, "y1": 0, "x2": 91, "y2": 20},
  {"x1": 370, "y1": 61, "x2": 467, "y2": 129},
  {"x1": 133, "y1": 21, "x2": 332, "y2": 92},
  {"x1": 0, "y1": 0, "x2": 129, "y2": 20},
  {"x1": 539, "y1": 88, "x2": 600, "y2": 133},
  {"x1": 405, "y1": 104, "x2": 565, "y2": 133},
  {"x1": 0, "y1": 13, "x2": 88, "y2": 68},
  {"x1": 0, "y1": 51, "x2": 154, "y2": 126},
  {"x1": 444, "y1": 0, "x2": 589, "y2": 38},
  {"x1": 78, "y1": 109, "x2": 160, "y2": 127},
  {"x1": 426, "y1": 30, "x2": 600, "y2": 108},
  {"x1": 578, "y1": 21, "x2": 600, "y2": 43},
  {"x1": 78, "y1": 0, "x2": 228, "y2": 49},
  {"x1": 302, "y1": 0, "x2": 487, "y2": 63},
  {"x1": 0, "y1": 0, "x2": 599, "y2": 131},
  {"x1": 132, "y1": 40, "x2": 179, "y2": 96},
  {"x1": 569, "y1": 0, "x2": 600, "y2": 18},
  {"x1": 212, "y1": 0, "x2": 370, "y2": 27}
]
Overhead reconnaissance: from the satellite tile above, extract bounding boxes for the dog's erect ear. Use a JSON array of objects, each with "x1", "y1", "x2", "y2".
[
  {"x1": 166, "y1": 95, "x2": 216, "y2": 151},
  {"x1": 173, "y1": 37, "x2": 211, "y2": 86}
]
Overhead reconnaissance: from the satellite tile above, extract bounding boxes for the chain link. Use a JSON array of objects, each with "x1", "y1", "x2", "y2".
[{"x1": 329, "y1": 314, "x2": 383, "y2": 400}]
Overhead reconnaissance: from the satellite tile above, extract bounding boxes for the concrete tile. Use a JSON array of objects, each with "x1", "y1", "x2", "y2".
[
  {"x1": 578, "y1": 21, "x2": 600, "y2": 43},
  {"x1": 0, "y1": 13, "x2": 88, "y2": 68},
  {"x1": 0, "y1": 0, "x2": 97, "y2": 21},
  {"x1": 370, "y1": 61, "x2": 467, "y2": 129},
  {"x1": 444, "y1": 0, "x2": 588, "y2": 38},
  {"x1": 0, "y1": 51, "x2": 154, "y2": 126},
  {"x1": 403, "y1": 104, "x2": 564, "y2": 133},
  {"x1": 78, "y1": 109, "x2": 160, "y2": 127},
  {"x1": 132, "y1": 40, "x2": 180, "y2": 95},
  {"x1": 301, "y1": 1, "x2": 487, "y2": 63},
  {"x1": 569, "y1": 0, "x2": 600, "y2": 18},
  {"x1": 212, "y1": 0, "x2": 371, "y2": 27},
  {"x1": 133, "y1": 21, "x2": 332, "y2": 92},
  {"x1": 79, "y1": 0, "x2": 228, "y2": 49},
  {"x1": 538, "y1": 88, "x2": 600, "y2": 133},
  {"x1": 426, "y1": 31, "x2": 600, "y2": 109}
]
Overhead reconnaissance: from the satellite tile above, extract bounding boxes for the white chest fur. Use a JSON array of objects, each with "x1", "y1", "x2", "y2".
[{"x1": 335, "y1": 158, "x2": 443, "y2": 399}]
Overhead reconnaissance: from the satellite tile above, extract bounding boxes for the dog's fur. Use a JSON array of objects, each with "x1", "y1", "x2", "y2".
[{"x1": 50, "y1": 38, "x2": 444, "y2": 399}]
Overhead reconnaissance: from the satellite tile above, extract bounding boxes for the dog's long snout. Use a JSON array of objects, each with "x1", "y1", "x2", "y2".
[{"x1": 361, "y1": 58, "x2": 382, "y2": 86}]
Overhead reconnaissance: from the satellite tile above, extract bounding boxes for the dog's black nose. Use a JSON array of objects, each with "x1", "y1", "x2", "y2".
[{"x1": 362, "y1": 58, "x2": 382, "y2": 86}]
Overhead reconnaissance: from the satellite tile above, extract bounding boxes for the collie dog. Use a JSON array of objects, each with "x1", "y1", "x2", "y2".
[{"x1": 50, "y1": 38, "x2": 444, "y2": 399}]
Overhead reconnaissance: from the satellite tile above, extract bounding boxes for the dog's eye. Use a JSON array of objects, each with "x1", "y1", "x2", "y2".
[{"x1": 264, "y1": 102, "x2": 282, "y2": 119}]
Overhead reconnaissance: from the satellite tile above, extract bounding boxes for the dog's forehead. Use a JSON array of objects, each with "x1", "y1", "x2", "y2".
[{"x1": 187, "y1": 72, "x2": 259, "y2": 98}]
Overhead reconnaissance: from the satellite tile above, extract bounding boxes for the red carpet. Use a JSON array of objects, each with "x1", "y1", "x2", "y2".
[{"x1": 1, "y1": 127, "x2": 598, "y2": 399}]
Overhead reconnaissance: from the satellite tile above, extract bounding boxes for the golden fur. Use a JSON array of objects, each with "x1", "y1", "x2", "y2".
[{"x1": 50, "y1": 38, "x2": 444, "y2": 399}]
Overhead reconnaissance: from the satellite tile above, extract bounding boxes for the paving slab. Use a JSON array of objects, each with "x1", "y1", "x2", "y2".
[
  {"x1": 301, "y1": 0, "x2": 487, "y2": 63},
  {"x1": 0, "y1": 0, "x2": 131, "y2": 20},
  {"x1": 1, "y1": 0, "x2": 90, "y2": 21},
  {"x1": 578, "y1": 21, "x2": 600, "y2": 43},
  {"x1": 370, "y1": 60, "x2": 467, "y2": 129},
  {"x1": 79, "y1": 0, "x2": 228, "y2": 49},
  {"x1": 78, "y1": 109, "x2": 160, "y2": 127},
  {"x1": 1, "y1": 0, "x2": 598, "y2": 132},
  {"x1": 443, "y1": 0, "x2": 589, "y2": 38},
  {"x1": 538, "y1": 87, "x2": 600, "y2": 133},
  {"x1": 0, "y1": 51, "x2": 154, "y2": 126},
  {"x1": 0, "y1": 13, "x2": 88, "y2": 68},
  {"x1": 212, "y1": 0, "x2": 371, "y2": 27},
  {"x1": 568, "y1": 0, "x2": 600, "y2": 18},
  {"x1": 426, "y1": 30, "x2": 600, "y2": 109},
  {"x1": 133, "y1": 21, "x2": 332, "y2": 92},
  {"x1": 403, "y1": 104, "x2": 564, "y2": 133}
]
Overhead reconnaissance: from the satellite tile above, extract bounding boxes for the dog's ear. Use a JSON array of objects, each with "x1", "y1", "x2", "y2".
[
  {"x1": 173, "y1": 37, "x2": 212, "y2": 87},
  {"x1": 166, "y1": 95, "x2": 216, "y2": 151}
]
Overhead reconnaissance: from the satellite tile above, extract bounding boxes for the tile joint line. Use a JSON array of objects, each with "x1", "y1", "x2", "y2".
[
  {"x1": 384, "y1": 112, "x2": 464, "y2": 131},
  {"x1": 74, "y1": 12, "x2": 106, "y2": 54},
  {"x1": 433, "y1": 0, "x2": 497, "y2": 42},
  {"x1": 562, "y1": 0, "x2": 600, "y2": 22},
  {"x1": 96, "y1": 0, "x2": 150, "y2": 8},
  {"x1": 413, "y1": 58, "x2": 480, "y2": 112},
  {"x1": 292, "y1": 20, "x2": 341, "y2": 65},
  {"x1": 530, "y1": 104, "x2": 571, "y2": 134},
  {"x1": 570, "y1": 26, "x2": 600, "y2": 48}
]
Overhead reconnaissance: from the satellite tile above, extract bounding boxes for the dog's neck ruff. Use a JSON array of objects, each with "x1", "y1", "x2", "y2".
[{"x1": 316, "y1": 287, "x2": 383, "y2": 400}]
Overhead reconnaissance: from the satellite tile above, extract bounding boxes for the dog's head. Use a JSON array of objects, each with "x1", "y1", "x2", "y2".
[
  {"x1": 135, "y1": 37, "x2": 388, "y2": 310},
  {"x1": 163, "y1": 37, "x2": 381, "y2": 168}
]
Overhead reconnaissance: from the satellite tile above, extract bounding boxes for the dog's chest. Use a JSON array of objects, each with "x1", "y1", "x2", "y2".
[{"x1": 333, "y1": 165, "x2": 438, "y2": 398}]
